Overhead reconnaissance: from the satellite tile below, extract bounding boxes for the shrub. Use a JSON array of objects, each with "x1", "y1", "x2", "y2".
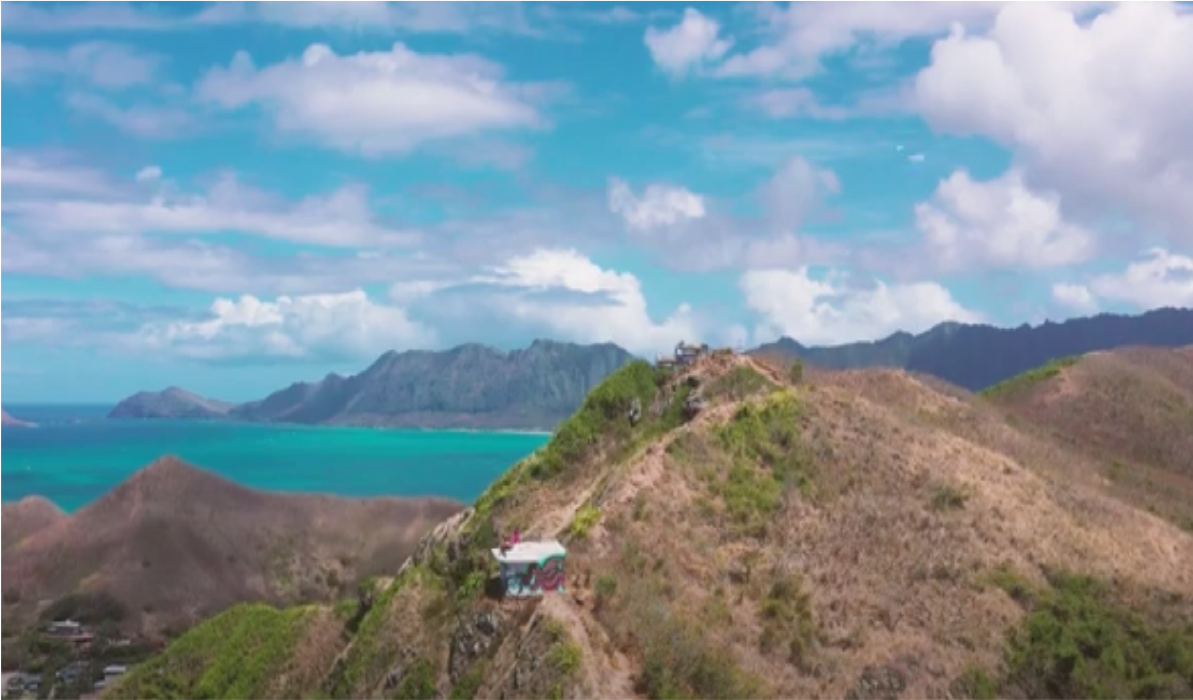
[
  {"x1": 1003, "y1": 570, "x2": 1193, "y2": 700},
  {"x1": 705, "y1": 366, "x2": 773, "y2": 401},
  {"x1": 789, "y1": 359, "x2": 804, "y2": 385},
  {"x1": 758, "y1": 572, "x2": 818, "y2": 668},
  {"x1": 568, "y1": 505, "x2": 601, "y2": 540},
  {"x1": 392, "y1": 658, "x2": 437, "y2": 700},
  {"x1": 537, "y1": 361, "x2": 661, "y2": 479},
  {"x1": 929, "y1": 482, "x2": 969, "y2": 511}
]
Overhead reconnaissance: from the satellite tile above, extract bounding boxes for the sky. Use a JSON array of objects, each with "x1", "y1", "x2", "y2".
[{"x1": 2, "y1": 1, "x2": 1192, "y2": 403}]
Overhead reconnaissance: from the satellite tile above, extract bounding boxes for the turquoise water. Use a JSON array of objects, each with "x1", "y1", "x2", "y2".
[{"x1": 1, "y1": 405, "x2": 549, "y2": 512}]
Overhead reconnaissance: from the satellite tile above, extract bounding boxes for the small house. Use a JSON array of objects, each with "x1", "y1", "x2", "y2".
[
  {"x1": 490, "y1": 540, "x2": 567, "y2": 598},
  {"x1": 674, "y1": 341, "x2": 709, "y2": 366}
]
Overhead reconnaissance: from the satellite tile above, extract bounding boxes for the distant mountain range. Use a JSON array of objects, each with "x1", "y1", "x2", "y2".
[
  {"x1": 751, "y1": 307, "x2": 1193, "y2": 391},
  {"x1": 108, "y1": 308, "x2": 1193, "y2": 429},
  {"x1": 109, "y1": 339, "x2": 635, "y2": 430}
]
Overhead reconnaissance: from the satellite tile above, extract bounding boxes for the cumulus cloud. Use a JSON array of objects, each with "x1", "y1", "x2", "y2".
[
  {"x1": 1052, "y1": 283, "x2": 1099, "y2": 314},
  {"x1": 606, "y1": 156, "x2": 842, "y2": 272},
  {"x1": 135, "y1": 291, "x2": 435, "y2": 363},
  {"x1": 644, "y1": 8, "x2": 732, "y2": 76},
  {"x1": 135, "y1": 165, "x2": 162, "y2": 182},
  {"x1": 741, "y1": 267, "x2": 981, "y2": 346},
  {"x1": 1085, "y1": 249, "x2": 1193, "y2": 311},
  {"x1": 914, "y1": 2, "x2": 1193, "y2": 241},
  {"x1": 65, "y1": 92, "x2": 196, "y2": 140},
  {"x1": 607, "y1": 178, "x2": 706, "y2": 231},
  {"x1": 196, "y1": 43, "x2": 548, "y2": 156},
  {"x1": 715, "y1": 0, "x2": 1006, "y2": 79},
  {"x1": 421, "y1": 248, "x2": 705, "y2": 356},
  {"x1": 914, "y1": 169, "x2": 1095, "y2": 272}
]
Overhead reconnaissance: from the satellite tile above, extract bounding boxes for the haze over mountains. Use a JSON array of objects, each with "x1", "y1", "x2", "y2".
[
  {"x1": 100, "y1": 344, "x2": 1193, "y2": 700},
  {"x1": 109, "y1": 308, "x2": 1193, "y2": 430},
  {"x1": 1, "y1": 458, "x2": 463, "y2": 637}
]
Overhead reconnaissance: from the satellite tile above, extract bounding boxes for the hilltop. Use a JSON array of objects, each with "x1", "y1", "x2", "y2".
[
  {"x1": 982, "y1": 345, "x2": 1193, "y2": 531},
  {"x1": 2, "y1": 408, "x2": 37, "y2": 427},
  {"x1": 753, "y1": 307, "x2": 1193, "y2": 391},
  {"x1": 106, "y1": 348, "x2": 1193, "y2": 700},
  {"x1": 108, "y1": 387, "x2": 233, "y2": 420},
  {"x1": 1, "y1": 458, "x2": 463, "y2": 637},
  {"x1": 109, "y1": 340, "x2": 634, "y2": 431}
]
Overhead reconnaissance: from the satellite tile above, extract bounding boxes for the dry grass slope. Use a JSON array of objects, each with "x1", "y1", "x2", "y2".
[
  {"x1": 109, "y1": 350, "x2": 1193, "y2": 700},
  {"x1": 1, "y1": 457, "x2": 463, "y2": 637}
]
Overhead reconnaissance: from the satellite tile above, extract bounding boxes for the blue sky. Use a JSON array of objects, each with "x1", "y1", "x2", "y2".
[{"x1": 3, "y1": 1, "x2": 1192, "y2": 403}]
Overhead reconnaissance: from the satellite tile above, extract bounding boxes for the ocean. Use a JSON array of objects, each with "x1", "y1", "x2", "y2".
[{"x1": 0, "y1": 405, "x2": 550, "y2": 513}]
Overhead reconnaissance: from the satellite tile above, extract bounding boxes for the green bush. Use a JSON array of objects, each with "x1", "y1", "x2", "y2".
[
  {"x1": 536, "y1": 361, "x2": 661, "y2": 479},
  {"x1": 705, "y1": 366, "x2": 773, "y2": 401},
  {"x1": 1003, "y1": 571, "x2": 1193, "y2": 700},
  {"x1": 392, "y1": 658, "x2": 437, "y2": 700},
  {"x1": 758, "y1": 573, "x2": 818, "y2": 668},
  {"x1": 568, "y1": 505, "x2": 602, "y2": 540},
  {"x1": 789, "y1": 359, "x2": 804, "y2": 385}
]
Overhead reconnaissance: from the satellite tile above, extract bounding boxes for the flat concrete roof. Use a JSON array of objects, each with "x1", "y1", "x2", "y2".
[{"x1": 490, "y1": 540, "x2": 566, "y2": 564}]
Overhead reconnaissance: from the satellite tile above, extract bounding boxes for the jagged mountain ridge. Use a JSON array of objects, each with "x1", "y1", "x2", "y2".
[
  {"x1": 752, "y1": 307, "x2": 1193, "y2": 391},
  {"x1": 107, "y1": 309, "x2": 1193, "y2": 428},
  {"x1": 108, "y1": 339, "x2": 636, "y2": 430},
  {"x1": 107, "y1": 348, "x2": 1193, "y2": 700}
]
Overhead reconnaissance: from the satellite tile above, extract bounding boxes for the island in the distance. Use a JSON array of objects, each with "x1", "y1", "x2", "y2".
[
  {"x1": 2, "y1": 409, "x2": 37, "y2": 428},
  {"x1": 108, "y1": 308, "x2": 1193, "y2": 430}
]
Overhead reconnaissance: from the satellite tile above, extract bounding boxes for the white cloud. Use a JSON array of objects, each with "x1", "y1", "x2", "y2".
[
  {"x1": 6, "y1": 169, "x2": 418, "y2": 248},
  {"x1": 607, "y1": 178, "x2": 706, "y2": 231},
  {"x1": 135, "y1": 291, "x2": 435, "y2": 363},
  {"x1": 741, "y1": 267, "x2": 981, "y2": 346},
  {"x1": 196, "y1": 43, "x2": 547, "y2": 156},
  {"x1": 1, "y1": 149, "x2": 120, "y2": 196},
  {"x1": 1, "y1": 41, "x2": 161, "y2": 88},
  {"x1": 914, "y1": 169, "x2": 1095, "y2": 272},
  {"x1": 716, "y1": 2, "x2": 1007, "y2": 79},
  {"x1": 644, "y1": 8, "x2": 732, "y2": 76},
  {"x1": 914, "y1": 2, "x2": 1193, "y2": 241},
  {"x1": 1051, "y1": 283, "x2": 1099, "y2": 313},
  {"x1": 1086, "y1": 249, "x2": 1193, "y2": 310},
  {"x1": 605, "y1": 157, "x2": 842, "y2": 272},
  {"x1": 907, "y1": 153, "x2": 926, "y2": 163},
  {"x1": 409, "y1": 249, "x2": 705, "y2": 356},
  {"x1": 135, "y1": 165, "x2": 162, "y2": 182}
]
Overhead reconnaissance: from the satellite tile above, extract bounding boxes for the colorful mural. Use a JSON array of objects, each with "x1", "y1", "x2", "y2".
[{"x1": 500, "y1": 555, "x2": 566, "y2": 597}]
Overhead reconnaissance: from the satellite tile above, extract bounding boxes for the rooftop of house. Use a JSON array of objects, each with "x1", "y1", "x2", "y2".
[{"x1": 490, "y1": 540, "x2": 566, "y2": 564}]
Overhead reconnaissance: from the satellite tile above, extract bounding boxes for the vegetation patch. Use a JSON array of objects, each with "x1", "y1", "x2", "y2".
[
  {"x1": 450, "y1": 662, "x2": 486, "y2": 700},
  {"x1": 929, "y1": 482, "x2": 970, "y2": 512},
  {"x1": 980, "y1": 356, "x2": 1079, "y2": 400},
  {"x1": 595, "y1": 542, "x2": 768, "y2": 700},
  {"x1": 757, "y1": 572, "x2": 818, "y2": 669},
  {"x1": 675, "y1": 392, "x2": 815, "y2": 535},
  {"x1": 535, "y1": 361, "x2": 663, "y2": 480},
  {"x1": 1003, "y1": 570, "x2": 1193, "y2": 699},
  {"x1": 973, "y1": 567, "x2": 1193, "y2": 699},
  {"x1": 568, "y1": 504, "x2": 602, "y2": 540},
  {"x1": 705, "y1": 365, "x2": 775, "y2": 402},
  {"x1": 390, "y1": 658, "x2": 437, "y2": 700},
  {"x1": 107, "y1": 603, "x2": 312, "y2": 699}
]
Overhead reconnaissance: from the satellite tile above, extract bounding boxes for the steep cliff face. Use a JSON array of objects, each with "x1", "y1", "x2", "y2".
[
  {"x1": 231, "y1": 340, "x2": 636, "y2": 430},
  {"x1": 109, "y1": 350, "x2": 1193, "y2": 700}
]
